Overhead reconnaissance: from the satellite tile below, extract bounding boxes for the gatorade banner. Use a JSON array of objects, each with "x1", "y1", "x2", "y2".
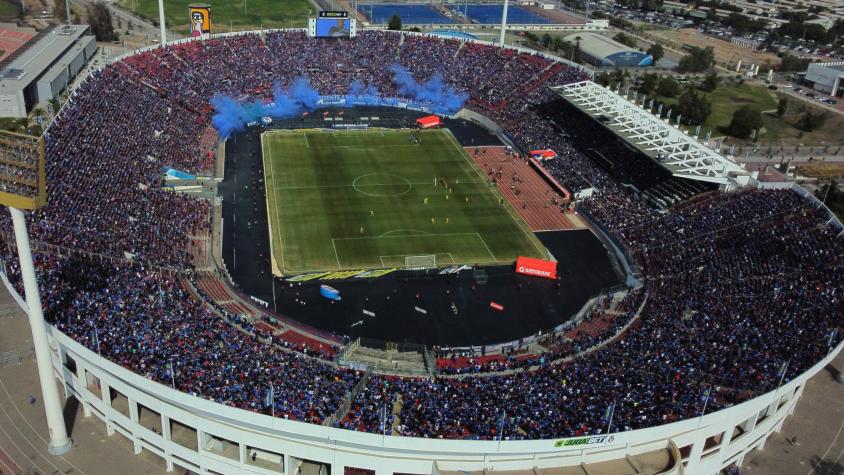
[{"x1": 516, "y1": 256, "x2": 557, "y2": 280}]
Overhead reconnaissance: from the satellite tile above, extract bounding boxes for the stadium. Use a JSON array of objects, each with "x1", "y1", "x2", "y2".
[{"x1": 0, "y1": 26, "x2": 842, "y2": 475}]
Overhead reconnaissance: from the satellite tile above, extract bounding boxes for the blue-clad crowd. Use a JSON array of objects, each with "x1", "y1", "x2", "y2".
[{"x1": 1, "y1": 30, "x2": 840, "y2": 441}]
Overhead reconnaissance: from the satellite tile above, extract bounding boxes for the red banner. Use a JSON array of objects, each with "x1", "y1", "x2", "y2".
[
  {"x1": 515, "y1": 256, "x2": 557, "y2": 280},
  {"x1": 490, "y1": 301, "x2": 504, "y2": 312},
  {"x1": 416, "y1": 115, "x2": 442, "y2": 128}
]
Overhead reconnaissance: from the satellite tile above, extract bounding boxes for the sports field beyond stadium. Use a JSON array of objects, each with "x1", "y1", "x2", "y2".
[{"x1": 262, "y1": 128, "x2": 546, "y2": 275}]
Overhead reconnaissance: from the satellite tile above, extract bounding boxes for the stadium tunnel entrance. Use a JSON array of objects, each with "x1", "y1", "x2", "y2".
[{"x1": 217, "y1": 106, "x2": 624, "y2": 347}]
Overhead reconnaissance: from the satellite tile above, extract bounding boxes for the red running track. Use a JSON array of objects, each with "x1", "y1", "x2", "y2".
[{"x1": 468, "y1": 146, "x2": 578, "y2": 231}]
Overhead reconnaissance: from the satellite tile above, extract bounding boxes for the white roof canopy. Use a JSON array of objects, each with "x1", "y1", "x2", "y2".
[{"x1": 552, "y1": 81, "x2": 749, "y2": 185}]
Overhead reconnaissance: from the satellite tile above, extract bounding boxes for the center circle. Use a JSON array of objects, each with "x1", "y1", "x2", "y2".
[{"x1": 352, "y1": 173, "x2": 412, "y2": 197}]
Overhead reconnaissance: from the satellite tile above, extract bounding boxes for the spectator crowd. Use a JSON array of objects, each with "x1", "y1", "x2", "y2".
[{"x1": 1, "y1": 30, "x2": 841, "y2": 441}]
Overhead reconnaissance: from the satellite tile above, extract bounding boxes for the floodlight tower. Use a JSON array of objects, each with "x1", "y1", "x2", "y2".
[
  {"x1": 0, "y1": 132, "x2": 72, "y2": 455},
  {"x1": 498, "y1": 0, "x2": 509, "y2": 47},
  {"x1": 158, "y1": 0, "x2": 167, "y2": 46}
]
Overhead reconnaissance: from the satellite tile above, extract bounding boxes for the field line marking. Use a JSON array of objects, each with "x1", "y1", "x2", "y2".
[
  {"x1": 274, "y1": 180, "x2": 485, "y2": 190},
  {"x1": 332, "y1": 232, "x2": 480, "y2": 241},
  {"x1": 446, "y1": 252, "x2": 456, "y2": 265},
  {"x1": 331, "y1": 238, "x2": 342, "y2": 270},
  {"x1": 264, "y1": 135, "x2": 286, "y2": 273},
  {"x1": 379, "y1": 229, "x2": 432, "y2": 237},
  {"x1": 303, "y1": 132, "x2": 310, "y2": 148},
  {"x1": 476, "y1": 233, "x2": 497, "y2": 261},
  {"x1": 447, "y1": 130, "x2": 547, "y2": 258}
]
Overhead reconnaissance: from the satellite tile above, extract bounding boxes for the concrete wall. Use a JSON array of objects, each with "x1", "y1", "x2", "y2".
[{"x1": 0, "y1": 91, "x2": 26, "y2": 118}]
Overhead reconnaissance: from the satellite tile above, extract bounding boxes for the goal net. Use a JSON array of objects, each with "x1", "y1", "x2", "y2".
[{"x1": 405, "y1": 255, "x2": 437, "y2": 270}]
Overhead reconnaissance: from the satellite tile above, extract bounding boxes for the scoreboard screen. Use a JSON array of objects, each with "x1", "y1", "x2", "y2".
[{"x1": 309, "y1": 11, "x2": 356, "y2": 38}]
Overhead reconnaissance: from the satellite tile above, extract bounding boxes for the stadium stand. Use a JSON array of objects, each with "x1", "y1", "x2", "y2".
[
  {"x1": 449, "y1": 4, "x2": 552, "y2": 24},
  {"x1": 357, "y1": 4, "x2": 454, "y2": 24},
  {"x1": 0, "y1": 31, "x2": 841, "y2": 449}
]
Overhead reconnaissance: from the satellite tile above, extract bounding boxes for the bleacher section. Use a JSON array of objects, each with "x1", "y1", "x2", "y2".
[
  {"x1": 449, "y1": 4, "x2": 552, "y2": 24},
  {"x1": 358, "y1": 4, "x2": 455, "y2": 24},
  {"x1": 537, "y1": 98, "x2": 714, "y2": 208}
]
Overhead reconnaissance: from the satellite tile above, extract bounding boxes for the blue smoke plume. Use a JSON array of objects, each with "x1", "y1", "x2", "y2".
[
  {"x1": 348, "y1": 80, "x2": 380, "y2": 105},
  {"x1": 210, "y1": 69, "x2": 468, "y2": 138},
  {"x1": 211, "y1": 78, "x2": 323, "y2": 139},
  {"x1": 389, "y1": 64, "x2": 467, "y2": 114}
]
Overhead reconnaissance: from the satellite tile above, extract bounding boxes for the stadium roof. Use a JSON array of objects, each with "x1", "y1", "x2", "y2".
[
  {"x1": 0, "y1": 25, "x2": 89, "y2": 92},
  {"x1": 564, "y1": 32, "x2": 635, "y2": 60},
  {"x1": 553, "y1": 81, "x2": 750, "y2": 187}
]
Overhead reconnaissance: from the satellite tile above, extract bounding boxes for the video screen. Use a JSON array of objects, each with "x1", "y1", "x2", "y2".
[{"x1": 315, "y1": 17, "x2": 351, "y2": 38}]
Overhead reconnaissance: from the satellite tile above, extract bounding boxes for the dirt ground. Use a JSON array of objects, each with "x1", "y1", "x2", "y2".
[{"x1": 644, "y1": 28, "x2": 782, "y2": 69}]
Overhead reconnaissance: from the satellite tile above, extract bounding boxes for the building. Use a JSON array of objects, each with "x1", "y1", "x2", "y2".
[
  {"x1": 804, "y1": 61, "x2": 844, "y2": 97},
  {"x1": 0, "y1": 24, "x2": 96, "y2": 118},
  {"x1": 565, "y1": 32, "x2": 653, "y2": 67}
]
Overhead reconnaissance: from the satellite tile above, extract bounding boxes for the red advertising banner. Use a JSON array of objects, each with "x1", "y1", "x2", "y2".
[
  {"x1": 490, "y1": 301, "x2": 504, "y2": 312},
  {"x1": 515, "y1": 256, "x2": 557, "y2": 280},
  {"x1": 416, "y1": 115, "x2": 442, "y2": 128}
]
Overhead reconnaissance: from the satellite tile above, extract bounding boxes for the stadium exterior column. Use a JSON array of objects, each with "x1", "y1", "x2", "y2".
[
  {"x1": 9, "y1": 207, "x2": 73, "y2": 455},
  {"x1": 158, "y1": 0, "x2": 167, "y2": 46},
  {"x1": 498, "y1": 0, "x2": 509, "y2": 47}
]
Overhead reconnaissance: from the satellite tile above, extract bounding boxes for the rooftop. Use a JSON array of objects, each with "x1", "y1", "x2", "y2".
[
  {"x1": 564, "y1": 32, "x2": 638, "y2": 59},
  {"x1": 0, "y1": 24, "x2": 90, "y2": 92}
]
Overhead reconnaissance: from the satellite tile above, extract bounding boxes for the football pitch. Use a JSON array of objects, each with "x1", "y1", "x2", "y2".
[{"x1": 261, "y1": 128, "x2": 546, "y2": 275}]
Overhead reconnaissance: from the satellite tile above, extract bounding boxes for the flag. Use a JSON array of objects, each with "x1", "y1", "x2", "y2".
[
  {"x1": 497, "y1": 411, "x2": 506, "y2": 438},
  {"x1": 264, "y1": 386, "x2": 273, "y2": 407},
  {"x1": 338, "y1": 110, "x2": 344, "y2": 116},
  {"x1": 604, "y1": 403, "x2": 614, "y2": 421},
  {"x1": 699, "y1": 386, "x2": 711, "y2": 404},
  {"x1": 323, "y1": 111, "x2": 330, "y2": 117},
  {"x1": 778, "y1": 361, "x2": 789, "y2": 380}
]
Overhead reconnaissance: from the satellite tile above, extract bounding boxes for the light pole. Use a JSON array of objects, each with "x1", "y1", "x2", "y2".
[
  {"x1": 1, "y1": 131, "x2": 71, "y2": 455},
  {"x1": 498, "y1": 0, "x2": 509, "y2": 47},
  {"x1": 10, "y1": 207, "x2": 72, "y2": 454},
  {"x1": 157, "y1": 0, "x2": 166, "y2": 46}
]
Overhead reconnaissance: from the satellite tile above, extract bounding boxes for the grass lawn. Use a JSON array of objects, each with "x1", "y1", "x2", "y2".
[
  {"x1": 118, "y1": 0, "x2": 313, "y2": 33},
  {"x1": 759, "y1": 94, "x2": 844, "y2": 147},
  {"x1": 659, "y1": 83, "x2": 778, "y2": 137},
  {"x1": 262, "y1": 129, "x2": 545, "y2": 275},
  {"x1": 0, "y1": 0, "x2": 20, "y2": 17}
]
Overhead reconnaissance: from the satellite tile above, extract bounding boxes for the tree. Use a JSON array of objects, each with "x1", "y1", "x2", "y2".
[
  {"x1": 571, "y1": 35, "x2": 583, "y2": 64},
  {"x1": 677, "y1": 46, "x2": 715, "y2": 73},
  {"x1": 727, "y1": 106, "x2": 763, "y2": 138},
  {"x1": 776, "y1": 97, "x2": 787, "y2": 117},
  {"x1": 798, "y1": 109, "x2": 828, "y2": 131},
  {"x1": 87, "y1": 2, "x2": 117, "y2": 41},
  {"x1": 656, "y1": 75, "x2": 680, "y2": 98},
  {"x1": 387, "y1": 14, "x2": 401, "y2": 31},
  {"x1": 677, "y1": 87, "x2": 712, "y2": 125},
  {"x1": 701, "y1": 72, "x2": 719, "y2": 92},
  {"x1": 613, "y1": 32, "x2": 638, "y2": 49},
  {"x1": 779, "y1": 53, "x2": 811, "y2": 72},
  {"x1": 647, "y1": 43, "x2": 664, "y2": 63},
  {"x1": 637, "y1": 73, "x2": 659, "y2": 96}
]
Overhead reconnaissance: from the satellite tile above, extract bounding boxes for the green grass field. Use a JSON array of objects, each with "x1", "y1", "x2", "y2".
[
  {"x1": 262, "y1": 129, "x2": 545, "y2": 275},
  {"x1": 118, "y1": 0, "x2": 313, "y2": 33}
]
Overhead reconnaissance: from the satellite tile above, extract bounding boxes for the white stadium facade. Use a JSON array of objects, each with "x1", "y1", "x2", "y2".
[{"x1": 3, "y1": 27, "x2": 843, "y2": 475}]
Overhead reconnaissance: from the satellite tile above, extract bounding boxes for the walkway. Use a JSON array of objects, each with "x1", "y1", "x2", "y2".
[{"x1": 0, "y1": 287, "x2": 168, "y2": 475}]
